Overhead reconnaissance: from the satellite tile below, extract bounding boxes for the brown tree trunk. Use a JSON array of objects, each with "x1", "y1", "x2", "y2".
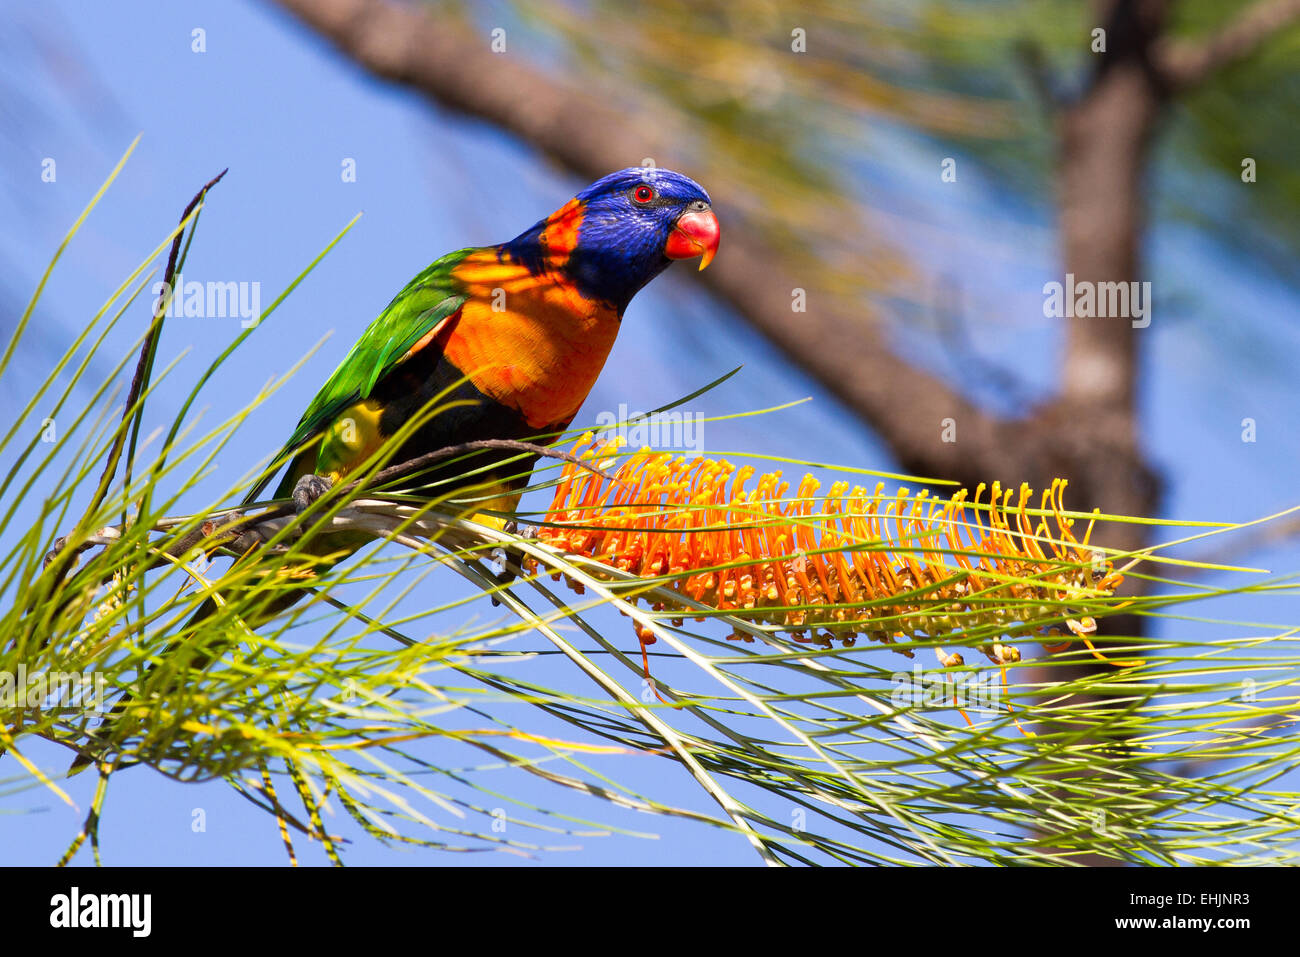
[
  {"x1": 1031, "y1": 0, "x2": 1169, "y2": 864},
  {"x1": 1052, "y1": 0, "x2": 1167, "y2": 583}
]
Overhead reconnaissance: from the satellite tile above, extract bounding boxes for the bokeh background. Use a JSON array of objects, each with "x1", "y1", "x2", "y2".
[{"x1": 3, "y1": 0, "x2": 1300, "y2": 864}]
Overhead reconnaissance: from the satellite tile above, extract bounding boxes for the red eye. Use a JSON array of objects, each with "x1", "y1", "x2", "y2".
[{"x1": 633, "y1": 185, "x2": 655, "y2": 204}]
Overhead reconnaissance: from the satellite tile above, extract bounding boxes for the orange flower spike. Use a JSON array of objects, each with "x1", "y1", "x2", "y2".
[
  {"x1": 892, "y1": 490, "x2": 924, "y2": 585},
  {"x1": 684, "y1": 487, "x2": 707, "y2": 566},
  {"x1": 786, "y1": 527, "x2": 819, "y2": 602},
  {"x1": 723, "y1": 488, "x2": 756, "y2": 608},
  {"x1": 824, "y1": 482, "x2": 855, "y2": 588},
  {"x1": 914, "y1": 496, "x2": 935, "y2": 571},
  {"x1": 904, "y1": 497, "x2": 929, "y2": 584},
  {"x1": 525, "y1": 446, "x2": 1126, "y2": 674},
  {"x1": 730, "y1": 465, "x2": 754, "y2": 508},
  {"x1": 617, "y1": 451, "x2": 649, "y2": 524},
  {"x1": 868, "y1": 482, "x2": 885, "y2": 539},
  {"x1": 705, "y1": 460, "x2": 733, "y2": 539},
  {"x1": 793, "y1": 474, "x2": 818, "y2": 523},
  {"x1": 739, "y1": 485, "x2": 768, "y2": 597},
  {"x1": 866, "y1": 486, "x2": 892, "y2": 587},
  {"x1": 967, "y1": 483, "x2": 992, "y2": 572},
  {"x1": 1013, "y1": 486, "x2": 1034, "y2": 561},
  {"x1": 918, "y1": 492, "x2": 946, "y2": 572},
  {"x1": 900, "y1": 495, "x2": 921, "y2": 562},
  {"x1": 728, "y1": 466, "x2": 757, "y2": 594},
  {"x1": 806, "y1": 539, "x2": 836, "y2": 607},
  {"x1": 551, "y1": 432, "x2": 596, "y2": 514},
  {"x1": 984, "y1": 480, "x2": 1004, "y2": 533},
  {"x1": 576, "y1": 450, "x2": 622, "y2": 551},
  {"x1": 1033, "y1": 486, "x2": 1058, "y2": 572},
  {"x1": 639, "y1": 479, "x2": 668, "y2": 575},
  {"x1": 706, "y1": 491, "x2": 739, "y2": 605},
  {"x1": 1007, "y1": 484, "x2": 1029, "y2": 560},
  {"x1": 887, "y1": 488, "x2": 905, "y2": 547},
  {"x1": 1015, "y1": 483, "x2": 1047, "y2": 563},
  {"x1": 838, "y1": 487, "x2": 866, "y2": 546},
  {"x1": 826, "y1": 527, "x2": 859, "y2": 609},
  {"x1": 791, "y1": 475, "x2": 818, "y2": 543},
  {"x1": 944, "y1": 492, "x2": 974, "y2": 573},
  {"x1": 759, "y1": 475, "x2": 793, "y2": 603},
  {"x1": 1053, "y1": 478, "x2": 1078, "y2": 542},
  {"x1": 735, "y1": 489, "x2": 761, "y2": 556},
  {"x1": 607, "y1": 454, "x2": 644, "y2": 510},
  {"x1": 576, "y1": 443, "x2": 609, "y2": 507},
  {"x1": 1003, "y1": 488, "x2": 1024, "y2": 564},
  {"x1": 786, "y1": 552, "x2": 818, "y2": 620},
  {"x1": 846, "y1": 492, "x2": 884, "y2": 599},
  {"x1": 887, "y1": 491, "x2": 908, "y2": 574},
  {"x1": 872, "y1": 495, "x2": 902, "y2": 596},
  {"x1": 982, "y1": 481, "x2": 1005, "y2": 552},
  {"x1": 1048, "y1": 480, "x2": 1071, "y2": 562},
  {"x1": 680, "y1": 456, "x2": 708, "y2": 503},
  {"x1": 665, "y1": 486, "x2": 692, "y2": 579},
  {"x1": 770, "y1": 523, "x2": 801, "y2": 609},
  {"x1": 691, "y1": 474, "x2": 723, "y2": 600},
  {"x1": 877, "y1": 492, "x2": 897, "y2": 548},
  {"x1": 995, "y1": 484, "x2": 1019, "y2": 559},
  {"x1": 601, "y1": 457, "x2": 644, "y2": 565}
]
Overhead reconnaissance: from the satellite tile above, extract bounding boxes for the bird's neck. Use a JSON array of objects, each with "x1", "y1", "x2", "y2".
[{"x1": 496, "y1": 199, "x2": 666, "y2": 315}]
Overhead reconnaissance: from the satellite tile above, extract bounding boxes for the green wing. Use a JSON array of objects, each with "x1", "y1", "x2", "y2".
[{"x1": 244, "y1": 248, "x2": 474, "y2": 504}]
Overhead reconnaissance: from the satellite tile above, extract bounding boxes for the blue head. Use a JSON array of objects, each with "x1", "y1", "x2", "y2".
[{"x1": 500, "y1": 168, "x2": 719, "y2": 314}]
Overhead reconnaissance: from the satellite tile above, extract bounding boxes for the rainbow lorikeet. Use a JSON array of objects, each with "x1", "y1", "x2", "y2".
[
  {"x1": 251, "y1": 166, "x2": 719, "y2": 519},
  {"x1": 67, "y1": 168, "x2": 718, "y2": 772}
]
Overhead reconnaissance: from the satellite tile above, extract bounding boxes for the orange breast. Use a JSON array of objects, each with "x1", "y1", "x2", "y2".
[{"x1": 447, "y1": 252, "x2": 620, "y2": 429}]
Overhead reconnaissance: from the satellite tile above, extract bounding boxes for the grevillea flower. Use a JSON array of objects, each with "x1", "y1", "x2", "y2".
[{"x1": 526, "y1": 436, "x2": 1124, "y2": 669}]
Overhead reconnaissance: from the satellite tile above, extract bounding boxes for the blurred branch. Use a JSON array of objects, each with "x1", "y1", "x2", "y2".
[{"x1": 1157, "y1": 0, "x2": 1300, "y2": 91}]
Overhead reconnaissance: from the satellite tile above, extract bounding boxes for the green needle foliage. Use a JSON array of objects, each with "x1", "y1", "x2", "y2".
[{"x1": 5, "y1": 145, "x2": 1300, "y2": 866}]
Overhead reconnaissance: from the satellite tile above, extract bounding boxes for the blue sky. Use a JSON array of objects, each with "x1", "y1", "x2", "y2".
[{"x1": 4, "y1": 0, "x2": 1300, "y2": 865}]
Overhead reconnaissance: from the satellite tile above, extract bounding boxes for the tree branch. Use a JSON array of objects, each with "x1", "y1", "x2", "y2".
[{"x1": 1156, "y1": 0, "x2": 1300, "y2": 91}]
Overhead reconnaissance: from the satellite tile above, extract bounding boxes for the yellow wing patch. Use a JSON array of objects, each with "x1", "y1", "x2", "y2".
[{"x1": 316, "y1": 398, "x2": 387, "y2": 481}]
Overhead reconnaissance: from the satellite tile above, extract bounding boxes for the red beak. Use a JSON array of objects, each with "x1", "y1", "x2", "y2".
[{"x1": 664, "y1": 207, "x2": 720, "y2": 270}]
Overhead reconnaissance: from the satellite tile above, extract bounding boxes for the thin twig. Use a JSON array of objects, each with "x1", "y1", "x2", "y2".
[
  {"x1": 93, "y1": 168, "x2": 228, "y2": 523},
  {"x1": 42, "y1": 170, "x2": 228, "y2": 590},
  {"x1": 42, "y1": 439, "x2": 612, "y2": 602},
  {"x1": 332, "y1": 438, "x2": 613, "y2": 499}
]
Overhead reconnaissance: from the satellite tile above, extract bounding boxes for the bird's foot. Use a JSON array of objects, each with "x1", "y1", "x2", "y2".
[
  {"x1": 292, "y1": 473, "x2": 334, "y2": 512},
  {"x1": 489, "y1": 520, "x2": 524, "y2": 606}
]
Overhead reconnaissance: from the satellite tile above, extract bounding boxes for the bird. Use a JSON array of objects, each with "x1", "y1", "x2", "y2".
[
  {"x1": 258, "y1": 166, "x2": 719, "y2": 524},
  {"x1": 69, "y1": 167, "x2": 719, "y2": 771}
]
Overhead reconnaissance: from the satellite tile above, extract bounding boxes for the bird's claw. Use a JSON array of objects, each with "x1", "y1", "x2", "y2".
[{"x1": 292, "y1": 473, "x2": 334, "y2": 512}]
